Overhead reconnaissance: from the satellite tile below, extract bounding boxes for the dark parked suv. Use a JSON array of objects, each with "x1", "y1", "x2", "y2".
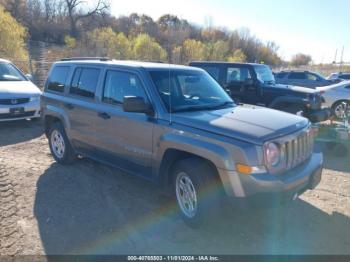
[
  {"x1": 189, "y1": 62, "x2": 330, "y2": 123},
  {"x1": 42, "y1": 58, "x2": 323, "y2": 226}
]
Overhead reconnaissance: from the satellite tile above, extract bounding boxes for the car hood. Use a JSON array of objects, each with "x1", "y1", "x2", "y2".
[
  {"x1": 267, "y1": 83, "x2": 319, "y2": 94},
  {"x1": 316, "y1": 80, "x2": 350, "y2": 92},
  {"x1": 0, "y1": 81, "x2": 41, "y2": 98},
  {"x1": 172, "y1": 105, "x2": 309, "y2": 145}
]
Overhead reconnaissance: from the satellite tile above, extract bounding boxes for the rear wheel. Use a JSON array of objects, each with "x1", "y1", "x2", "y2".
[
  {"x1": 172, "y1": 158, "x2": 223, "y2": 227},
  {"x1": 48, "y1": 122, "x2": 77, "y2": 164}
]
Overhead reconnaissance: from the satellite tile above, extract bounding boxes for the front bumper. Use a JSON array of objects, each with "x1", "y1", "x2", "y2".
[
  {"x1": 0, "y1": 100, "x2": 41, "y2": 121},
  {"x1": 305, "y1": 108, "x2": 331, "y2": 123},
  {"x1": 218, "y1": 151, "x2": 323, "y2": 207}
]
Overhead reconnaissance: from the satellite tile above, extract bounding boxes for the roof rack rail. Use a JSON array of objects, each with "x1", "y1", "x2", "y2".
[{"x1": 60, "y1": 57, "x2": 112, "y2": 61}]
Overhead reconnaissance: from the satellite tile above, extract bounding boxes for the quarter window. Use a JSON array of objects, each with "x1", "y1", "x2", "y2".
[
  {"x1": 103, "y1": 71, "x2": 147, "y2": 105},
  {"x1": 69, "y1": 68, "x2": 100, "y2": 98},
  {"x1": 47, "y1": 66, "x2": 70, "y2": 93}
]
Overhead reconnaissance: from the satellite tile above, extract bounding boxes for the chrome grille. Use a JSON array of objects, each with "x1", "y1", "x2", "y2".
[{"x1": 285, "y1": 128, "x2": 313, "y2": 170}]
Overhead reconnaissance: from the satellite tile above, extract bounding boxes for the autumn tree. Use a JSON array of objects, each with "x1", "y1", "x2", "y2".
[
  {"x1": 182, "y1": 39, "x2": 206, "y2": 63},
  {"x1": 132, "y1": 34, "x2": 167, "y2": 62},
  {"x1": 291, "y1": 53, "x2": 312, "y2": 67},
  {"x1": 0, "y1": 5, "x2": 29, "y2": 69},
  {"x1": 64, "y1": 0, "x2": 110, "y2": 37},
  {"x1": 227, "y1": 49, "x2": 247, "y2": 62}
]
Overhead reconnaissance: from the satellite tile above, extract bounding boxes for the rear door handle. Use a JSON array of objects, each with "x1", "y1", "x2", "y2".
[
  {"x1": 64, "y1": 103, "x2": 74, "y2": 110},
  {"x1": 98, "y1": 112, "x2": 111, "y2": 120}
]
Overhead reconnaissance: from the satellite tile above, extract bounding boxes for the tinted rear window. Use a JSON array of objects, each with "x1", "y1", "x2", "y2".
[
  {"x1": 47, "y1": 66, "x2": 70, "y2": 93},
  {"x1": 276, "y1": 72, "x2": 287, "y2": 79},
  {"x1": 340, "y1": 74, "x2": 350, "y2": 80},
  {"x1": 69, "y1": 68, "x2": 100, "y2": 98},
  {"x1": 288, "y1": 72, "x2": 306, "y2": 80}
]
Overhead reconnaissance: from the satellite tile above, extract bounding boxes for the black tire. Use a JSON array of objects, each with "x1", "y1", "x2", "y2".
[
  {"x1": 171, "y1": 158, "x2": 223, "y2": 227},
  {"x1": 331, "y1": 100, "x2": 350, "y2": 119},
  {"x1": 48, "y1": 122, "x2": 76, "y2": 164}
]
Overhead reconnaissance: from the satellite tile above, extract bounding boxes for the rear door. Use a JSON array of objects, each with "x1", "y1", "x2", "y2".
[
  {"x1": 94, "y1": 68, "x2": 154, "y2": 178},
  {"x1": 286, "y1": 72, "x2": 307, "y2": 86},
  {"x1": 65, "y1": 66, "x2": 102, "y2": 153}
]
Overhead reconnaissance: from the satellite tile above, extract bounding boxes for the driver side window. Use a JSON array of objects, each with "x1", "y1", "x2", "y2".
[{"x1": 103, "y1": 70, "x2": 147, "y2": 105}]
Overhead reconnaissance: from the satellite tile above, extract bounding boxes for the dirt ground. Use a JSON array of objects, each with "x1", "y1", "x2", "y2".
[{"x1": 0, "y1": 120, "x2": 349, "y2": 255}]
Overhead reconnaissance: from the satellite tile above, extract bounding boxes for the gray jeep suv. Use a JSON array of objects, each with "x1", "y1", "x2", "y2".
[{"x1": 41, "y1": 58, "x2": 323, "y2": 226}]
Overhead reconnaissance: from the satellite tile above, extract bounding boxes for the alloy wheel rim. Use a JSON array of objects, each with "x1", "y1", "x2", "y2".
[
  {"x1": 51, "y1": 130, "x2": 65, "y2": 158},
  {"x1": 175, "y1": 172, "x2": 198, "y2": 218},
  {"x1": 335, "y1": 103, "x2": 350, "y2": 118}
]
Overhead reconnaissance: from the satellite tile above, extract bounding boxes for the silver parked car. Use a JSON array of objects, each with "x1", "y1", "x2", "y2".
[
  {"x1": 327, "y1": 72, "x2": 350, "y2": 81},
  {"x1": 0, "y1": 59, "x2": 41, "y2": 121},
  {"x1": 317, "y1": 80, "x2": 350, "y2": 118}
]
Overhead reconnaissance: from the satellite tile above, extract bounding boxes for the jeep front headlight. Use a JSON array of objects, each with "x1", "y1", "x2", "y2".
[{"x1": 265, "y1": 142, "x2": 281, "y2": 167}]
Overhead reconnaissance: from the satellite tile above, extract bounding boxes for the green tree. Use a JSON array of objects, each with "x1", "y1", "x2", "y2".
[
  {"x1": 206, "y1": 40, "x2": 229, "y2": 61},
  {"x1": 182, "y1": 39, "x2": 206, "y2": 63},
  {"x1": 0, "y1": 5, "x2": 28, "y2": 70},
  {"x1": 227, "y1": 49, "x2": 247, "y2": 62},
  {"x1": 132, "y1": 33, "x2": 167, "y2": 62}
]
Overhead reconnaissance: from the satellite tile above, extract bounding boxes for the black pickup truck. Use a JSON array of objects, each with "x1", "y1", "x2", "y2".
[{"x1": 189, "y1": 62, "x2": 330, "y2": 123}]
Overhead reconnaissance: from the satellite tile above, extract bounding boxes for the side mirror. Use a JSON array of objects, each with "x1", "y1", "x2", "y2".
[
  {"x1": 123, "y1": 96, "x2": 153, "y2": 115},
  {"x1": 26, "y1": 74, "x2": 33, "y2": 81}
]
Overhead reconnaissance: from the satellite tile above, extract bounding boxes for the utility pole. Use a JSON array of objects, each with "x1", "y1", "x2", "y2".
[
  {"x1": 340, "y1": 46, "x2": 345, "y2": 72},
  {"x1": 334, "y1": 48, "x2": 338, "y2": 64}
]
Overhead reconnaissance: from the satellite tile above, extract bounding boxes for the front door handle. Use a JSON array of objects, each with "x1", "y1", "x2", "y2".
[
  {"x1": 98, "y1": 112, "x2": 111, "y2": 120},
  {"x1": 64, "y1": 103, "x2": 74, "y2": 110}
]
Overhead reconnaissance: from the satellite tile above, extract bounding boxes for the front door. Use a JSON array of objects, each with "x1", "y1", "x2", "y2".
[
  {"x1": 224, "y1": 66, "x2": 258, "y2": 105},
  {"x1": 94, "y1": 69, "x2": 154, "y2": 178}
]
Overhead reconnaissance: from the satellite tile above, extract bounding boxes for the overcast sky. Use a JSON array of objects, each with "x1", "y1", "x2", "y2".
[{"x1": 111, "y1": 0, "x2": 350, "y2": 63}]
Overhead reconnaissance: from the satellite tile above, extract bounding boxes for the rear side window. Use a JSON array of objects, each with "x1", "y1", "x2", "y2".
[
  {"x1": 69, "y1": 67, "x2": 100, "y2": 98},
  {"x1": 288, "y1": 72, "x2": 306, "y2": 80},
  {"x1": 47, "y1": 66, "x2": 69, "y2": 93},
  {"x1": 103, "y1": 70, "x2": 147, "y2": 105},
  {"x1": 340, "y1": 74, "x2": 350, "y2": 80},
  {"x1": 276, "y1": 72, "x2": 287, "y2": 79}
]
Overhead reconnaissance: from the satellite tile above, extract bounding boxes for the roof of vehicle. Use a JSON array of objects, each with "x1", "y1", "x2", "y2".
[
  {"x1": 54, "y1": 59, "x2": 201, "y2": 71},
  {"x1": 189, "y1": 61, "x2": 266, "y2": 67},
  {"x1": 277, "y1": 70, "x2": 312, "y2": 73}
]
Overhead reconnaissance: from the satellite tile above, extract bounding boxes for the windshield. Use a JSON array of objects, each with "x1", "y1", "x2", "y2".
[
  {"x1": 0, "y1": 62, "x2": 27, "y2": 81},
  {"x1": 149, "y1": 69, "x2": 234, "y2": 112},
  {"x1": 254, "y1": 65, "x2": 275, "y2": 84}
]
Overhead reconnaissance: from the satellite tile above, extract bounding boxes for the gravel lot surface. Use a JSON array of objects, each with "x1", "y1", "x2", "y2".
[{"x1": 0, "y1": 120, "x2": 349, "y2": 255}]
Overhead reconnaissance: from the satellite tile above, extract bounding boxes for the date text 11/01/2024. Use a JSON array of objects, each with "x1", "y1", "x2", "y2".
[{"x1": 127, "y1": 256, "x2": 219, "y2": 261}]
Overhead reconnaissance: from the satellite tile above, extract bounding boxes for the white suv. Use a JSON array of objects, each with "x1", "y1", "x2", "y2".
[{"x1": 0, "y1": 59, "x2": 41, "y2": 121}]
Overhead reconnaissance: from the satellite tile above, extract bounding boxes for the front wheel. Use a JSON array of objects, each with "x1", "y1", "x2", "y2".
[
  {"x1": 172, "y1": 158, "x2": 223, "y2": 227},
  {"x1": 332, "y1": 101, "x2": 350, "y2": 119},
  {"x1": 48, "y1": 122, "x2": 77, "y2": 164}
]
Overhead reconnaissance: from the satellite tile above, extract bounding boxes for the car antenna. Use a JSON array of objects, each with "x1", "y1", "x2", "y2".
[{"x1": 168, "y1": 63, "x2": 172, "y2": 125}]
